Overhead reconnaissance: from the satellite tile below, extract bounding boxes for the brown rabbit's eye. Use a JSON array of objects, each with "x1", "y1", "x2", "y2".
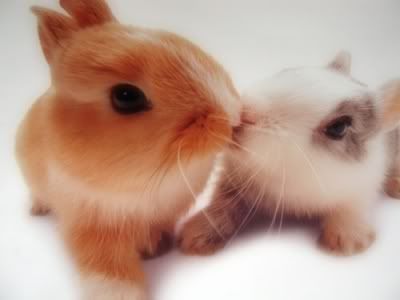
[
  {"x1": 111, "y1": 84, "x2": 151, "y2": 115},
  {"x1": 324, "y1": 116, "x2": 352, "y2": 140}
]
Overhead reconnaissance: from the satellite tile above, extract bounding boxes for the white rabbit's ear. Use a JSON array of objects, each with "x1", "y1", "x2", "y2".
[
  {"x1": 328, "y1": 51, "x2": 352, "y2": 74},
  {"x1": 60, "y1": 0, "x2": 116, "y2": 28},
  {"x1": 31, "y1": 6, "x2": 78, "y2": 63},
  {"x1": 380, "y1": 79, "x2": 400, "y2": 131}
]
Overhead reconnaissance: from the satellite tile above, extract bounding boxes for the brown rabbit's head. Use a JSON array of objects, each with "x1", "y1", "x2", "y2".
[{"x1": 33, "y1": 0, "x2": 240, "y2": 200}]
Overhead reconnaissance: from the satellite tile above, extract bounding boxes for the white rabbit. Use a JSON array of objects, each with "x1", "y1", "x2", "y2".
[{"x1": 179, "y1": 52, "x2": 400, "y2": 256}]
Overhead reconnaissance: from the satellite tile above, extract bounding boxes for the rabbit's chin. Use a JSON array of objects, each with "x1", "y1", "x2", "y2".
[
  {"x1": 228, "y1": 132, "x2": 388, "y2": 216},
  {"x1": 44, "y1": 151, "x2": 215, "y2": 222}
]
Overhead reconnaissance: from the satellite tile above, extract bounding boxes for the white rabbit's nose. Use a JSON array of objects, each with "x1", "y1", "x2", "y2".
[
  {"x1": 231, "y1": 109, "x2": 258, "y2": 148},
  {"x1": 240, "y1": 109, "x2": 258, "y2": 126}
]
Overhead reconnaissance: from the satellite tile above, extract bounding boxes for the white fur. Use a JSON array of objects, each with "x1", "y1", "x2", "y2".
[
  {"x1": 231, "y1": 134, "x2": 386, "y2": 215},
  {"x1": 233, "y1": 66, "x2": 388, "y2": 216},
  {"x1": 82, "y1": 275, "x2": 146, "y2": 300},
  {"x1": 243, "y1": 68, "x2": 369, "y2": 135}
]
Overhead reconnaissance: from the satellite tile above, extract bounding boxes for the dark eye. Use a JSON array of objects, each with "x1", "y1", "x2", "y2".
[
  {"x1": 324, "y1": 116, "x2": 353, "y2": 140},
  {"x1": 111, "y1": 84, "x2": 151, "y2": 115}
]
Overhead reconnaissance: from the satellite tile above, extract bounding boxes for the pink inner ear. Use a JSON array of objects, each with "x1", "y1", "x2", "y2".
[{"x1": 60, "y1": 0, "x2": 116, "y2": 28}]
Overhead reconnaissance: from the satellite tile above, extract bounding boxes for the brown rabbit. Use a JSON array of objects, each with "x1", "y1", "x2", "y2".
[{"x1": 16, "y1": 0, "x2": 241, "y2": 298}]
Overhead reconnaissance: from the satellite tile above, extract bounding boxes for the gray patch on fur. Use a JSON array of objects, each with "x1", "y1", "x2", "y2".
[{"x1": 312, "y1": 95, "x2": 379, "y2": 161}]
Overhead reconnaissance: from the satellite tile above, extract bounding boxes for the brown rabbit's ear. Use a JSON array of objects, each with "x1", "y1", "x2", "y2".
[
  {"x1": 31, "y1": 6, "x2": 78, "y2": 63},
  {"x1": 380, "y1": 79, "x2": 400, "y2": 131},
  {"x1": 328, "y1": 51, "x2": 352, "y2": 74},
  {"x1": 59, "y1": 0, "x2": 116, "y2": 28}
]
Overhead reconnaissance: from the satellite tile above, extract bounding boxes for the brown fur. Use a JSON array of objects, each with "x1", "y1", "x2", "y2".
[
  {"x1": 65, "y1": 216, "x2": 145, "y2": 283},
  {"x1": 179, "y1": 175, "x2": 250, "y2": 255},
  {"x1": 60, "y1": 0, "x2": 115, "y2": 27},
  {"x1": 17, "y1": 0, "x2": 238, "y2": 297},
  {"x1": 31, "y1": 7, "x2": 78, "y2": 63}
]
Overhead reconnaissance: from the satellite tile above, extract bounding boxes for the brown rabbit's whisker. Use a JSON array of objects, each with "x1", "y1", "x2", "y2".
[
  {"x1": 214, "y1": 153, "x2": 257, "y2": 196},
  {"x1": 205, "y1": 129, "x2": 270, "y2": 240},
  {"x1": 207, "y1": 129, "x2": 270, "y2": 197},
  {"x1": 217, "y1": 161, "x2": 265, "y2": 215},
  {"x1": 225, "y1": 167, "x2": 268, "y2": 247},
  {"x1": 143, "y1": 151, "x2": 175, "y2": 202},
  {"x1": 207, "y1": 129, "x2": 263, "y2": 158},
  {"x1": 207, "y1": 128, "x2": 280, "y2": 205},
  {"x1": 225, "y1": 140, "x2": 280, "y2": 245},
  {"x1": 176, "y1": 141, "x2": 226, "y2": 241}
]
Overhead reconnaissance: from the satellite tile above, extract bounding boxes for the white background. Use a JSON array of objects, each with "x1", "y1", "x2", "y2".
[{"x1": 1, "y1": 0, "x2": 400, "y2": 299}]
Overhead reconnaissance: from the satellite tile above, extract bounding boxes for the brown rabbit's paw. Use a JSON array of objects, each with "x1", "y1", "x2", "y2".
[
  {"x1": 30, "y1": 201, "x2": 51, "y2": 216},
  {"x1": 178, "y1": 216, "x2": 226, "y2": 256},
  {"x1": 385, "y1": 177, "x2": 400, "y2": 199},
  {"x1": 319, "y1": 223, "x2": 376, "y2": 255},
  {"x1": 141, "y1": 231, "x2": 173, "y2": 260}
]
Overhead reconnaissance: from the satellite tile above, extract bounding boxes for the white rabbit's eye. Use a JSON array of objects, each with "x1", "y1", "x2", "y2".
[
  {"x1": 324, "y1": 116, "x2": 352, "y2": 140},
  {"x1": 111, "y1": 84, "x2": 151, "y2": 114}
]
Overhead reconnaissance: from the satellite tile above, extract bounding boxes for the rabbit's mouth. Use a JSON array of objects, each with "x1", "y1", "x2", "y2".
[{"x1": 230, "y1": 112, "x2": 257, "y2": 149}]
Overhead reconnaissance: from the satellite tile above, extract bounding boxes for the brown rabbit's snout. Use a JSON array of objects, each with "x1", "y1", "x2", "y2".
[{"x1": 175, "y1": 107, "x2": 234, "y2": 158}]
